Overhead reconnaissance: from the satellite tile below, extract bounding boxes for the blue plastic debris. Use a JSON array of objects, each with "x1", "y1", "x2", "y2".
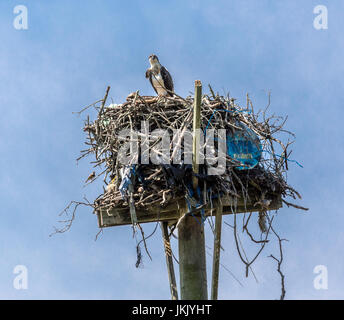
[
  {"x1": 203, "y1": 108, "x2": 261, "y2": 170},
  {"x1": 185, "y1": 183, "x2": 206, "y2": 225},
  {"x1": 119, "y1": 165, "x2": 138, "y2": 226},
  {"x1": 119, "y1": 165, "x2": 136, "y2": 198},
  {"x1": 226, "y1": 122, "x2": 262, "y2": 170}
]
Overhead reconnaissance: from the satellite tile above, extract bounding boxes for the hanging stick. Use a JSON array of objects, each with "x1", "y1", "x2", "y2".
[
  {"x1": 211, "y1": 203, "x2": 223, "y2": 300},
  {"x1": 161, "y1": 221, "x2": 178, "y2": 300}
]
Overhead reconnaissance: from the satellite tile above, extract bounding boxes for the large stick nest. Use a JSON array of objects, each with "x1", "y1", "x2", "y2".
[{"x1": 80, "y1": 89, "x2": 305, "y2": 214}]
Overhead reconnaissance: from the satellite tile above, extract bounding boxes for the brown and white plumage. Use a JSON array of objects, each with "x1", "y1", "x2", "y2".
[
  {"x1": 85, "y1": 171, "x2": 95, "y2": 183},
  {"x1": 145, "y1": 54, "x2": 174, "y2": 96}
]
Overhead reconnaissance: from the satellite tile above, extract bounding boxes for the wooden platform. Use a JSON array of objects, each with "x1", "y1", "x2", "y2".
[{"x1": 96, "y1": 194, "x2": 282, "y2": 228}]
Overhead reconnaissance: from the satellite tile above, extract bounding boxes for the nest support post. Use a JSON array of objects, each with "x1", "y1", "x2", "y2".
[
  {"x1": 178, "y1": 80, "x2": 208, "y2": 300},
  {"x1": 178, "y1": 210, "x2": 208, "y2": 300}
]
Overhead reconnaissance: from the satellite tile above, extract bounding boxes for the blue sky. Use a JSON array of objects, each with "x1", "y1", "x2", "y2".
[{"x1": 0, "y1": 0, "x2": 343, "y2": 299}]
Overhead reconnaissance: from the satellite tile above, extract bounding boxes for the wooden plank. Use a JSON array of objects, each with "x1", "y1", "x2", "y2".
[{"x1": 96, "y1": 194, "x2": 282, "y2": 228}]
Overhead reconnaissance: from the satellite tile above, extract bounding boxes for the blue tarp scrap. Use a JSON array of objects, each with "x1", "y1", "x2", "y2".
[
  {"x1": 185, "y1": 183, "x2": 207, "y2": 225},
  {"x1": 119, "y1": 165, "x2": 137, "y2": 198},
  {"x1": 119, "y1": 165, "x2": 138, "y2": 226},
  {"x1": 226, "y1": 122, "x2": 262, "y2": 170},
  {"x1": 161, "y1": 164, "x2": 192, "y2": 188},
  {"x1": 203, "y1": 108, "x2": 262, "y2": 170}
]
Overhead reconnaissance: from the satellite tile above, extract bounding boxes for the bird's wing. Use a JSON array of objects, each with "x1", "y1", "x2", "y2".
[
  {"x1": 161, "y1": 66, "x2": 174, "y2": 95},
  {"x1": 146, "y1": 69, "x2": 159, "y2": 95}
]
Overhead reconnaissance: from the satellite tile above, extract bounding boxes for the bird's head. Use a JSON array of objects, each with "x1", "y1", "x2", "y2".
[{"x1": 148, "y1": 54, "x2": 160, "y2": 66}]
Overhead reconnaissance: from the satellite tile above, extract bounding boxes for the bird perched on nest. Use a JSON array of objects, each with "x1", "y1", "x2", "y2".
[{"x1": 145, "y1": 54, "x2": 174, "y2": 96}]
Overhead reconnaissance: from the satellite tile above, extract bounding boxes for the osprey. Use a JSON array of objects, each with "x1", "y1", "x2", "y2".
[{"x1": 145, "y1": 54, "x2": 174, "y2": 96}]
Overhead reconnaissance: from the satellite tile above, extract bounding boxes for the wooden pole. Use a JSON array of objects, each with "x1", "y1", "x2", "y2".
[
  {"x1": 161, "y1": 222, "x2": 178, "y2": 300},
  {"x1": 178, "y1": 212, "x2": 208, "y2": 300},
  {"x1": 178, "y1": 80, "x2": 208, "y2": 300},
  {"x1": 99, "y1": 86, "x2": 111, "y2": 116},
  {"x1": 211, "y1": 204, "x2": 223, "y2": 300},
  {"x1": 192, "y1": 80, "x2": 202, "y2": 190}
]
